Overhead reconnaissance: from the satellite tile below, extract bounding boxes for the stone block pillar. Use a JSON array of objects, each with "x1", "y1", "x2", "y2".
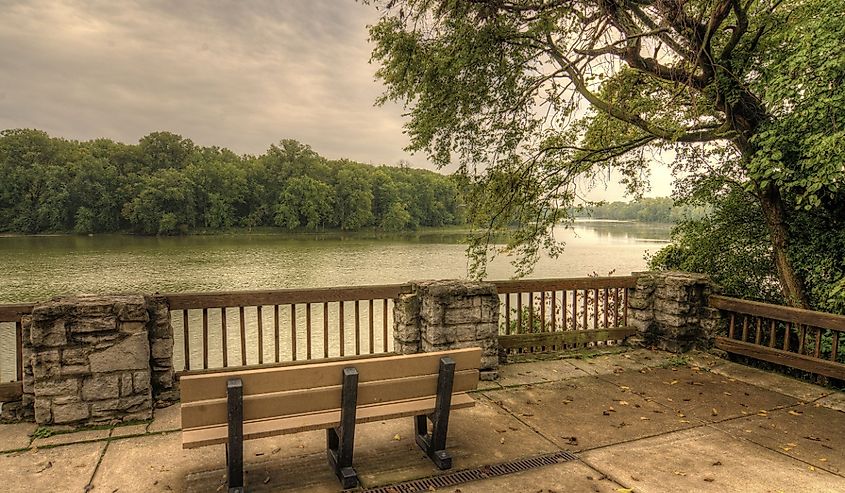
[
  {"x1": 394, "y1": 280, "x2": 500, "y2": 380},
  {"x1": 627, "y1": 271, "x2": 722, "y2": 352},
  {"x1": 26, "y1": 295, "x2": 155, "y2": 425}
]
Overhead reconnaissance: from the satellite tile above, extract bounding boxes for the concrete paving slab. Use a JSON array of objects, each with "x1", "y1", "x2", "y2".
[
  {"x1": 483, "y1": 377, "x2": 697, "y2": 451},
  {"x1": 31, "y1": 427, "x2": 110, "y2": 448},
  {"x1": 353, "y1": 397, "x2": 559, "y2": 488},
  {"x1": 694, "y1": 357, "x2": 832, "y2": 402},
  {"x1": 186, "y1": 452, "x2": 338, "y2": 493},
  {"x1": 566, "y1": 349, "x2": 679, "y2": 376},
  {"x1": 110, "y1": 422, "x2": 148, "y2": 438},
  {"x1": 0, "y1": 422, "x2": 35, "y2": 452},
  {"x1": 602, "y1": 366, "x2": 801, "y2": 423},
  {"x1": 714, "y1": 403, "x2": 845, "y2": 475},
  {"x1": 455, "y1": 459, "x2": 628, "y2": 493},
  {"x1": 497, "y1": 358, "x2": 586, "y2": 387},
  {"x1": 0, "y1": 441, "x2": 104, "y2": 493},
  {"x1": 90, "y1": 432, "x2": 224, "y2": 492},
  {"x1": 581, "y1": 426, "x2": 845, "y2": 493},
  {"x1": 148, "y1": 403, "x2": 180, "y2": 433},
  {"x1": 816, "y1": 391, "x2": 845, "y2": 412}
]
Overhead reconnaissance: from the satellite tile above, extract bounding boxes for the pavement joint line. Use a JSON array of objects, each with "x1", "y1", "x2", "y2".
[
  {"x1": 474, "y1": 391, "x2": 564, "y2": 451},
  {"x1": 576, "y1": 455, "x2": 635, "y2": 492},
  {"x1": 690, "y1": 359, "x2": 839, "y2": 406},
  {"x1": 704, "y1": 422, "x2": 845, "y2": 479},
  {"x1": 83, "y1": 434, "x2": 111, "y2": 493}
]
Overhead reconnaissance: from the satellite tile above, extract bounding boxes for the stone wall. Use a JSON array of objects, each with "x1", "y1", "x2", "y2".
[
  {"x1": 1, "y1": 294, "x2": 177, "y2": 425},
  {"x1": 145, "y1": 295, "x2": 176, "y2": 404},
  {"x1": 394, "y1": 280, "x2": 500, "y2": 379},
  {"x1": 627, "y1": 271, "x2": 722, "y2": 352}
]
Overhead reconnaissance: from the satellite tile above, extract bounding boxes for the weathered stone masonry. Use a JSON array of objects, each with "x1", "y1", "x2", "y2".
[
  {"x1": 627, "y1": 271, "x2": 722, "y2": 352},
  {"x1": 394, "y1": 280, "x2": 500, "y2": 380},
  {"x1": 11, "y1": 294, "x2": 175, "y2": 426}
]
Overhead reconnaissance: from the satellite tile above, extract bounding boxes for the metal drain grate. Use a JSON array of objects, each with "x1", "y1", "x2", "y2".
[{"x1": 363, "y1": 450, "x2": 578, "y2": 493}]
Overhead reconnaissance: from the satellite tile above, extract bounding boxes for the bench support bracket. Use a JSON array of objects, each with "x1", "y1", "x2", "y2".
[
  {"x1": 225, "y1": 378, "x2": 244, "y2": 493},
  {"x1": 415, "y1": 356, "x2": 455, "y2": 470},
  {"x1": 326, "y1": 367, "x2": 359, "y2": 489}
]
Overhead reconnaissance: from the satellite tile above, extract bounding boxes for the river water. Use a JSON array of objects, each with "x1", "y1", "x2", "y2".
[{"x1": 0, "y1": 221, "x2": 670, "y2": 379}]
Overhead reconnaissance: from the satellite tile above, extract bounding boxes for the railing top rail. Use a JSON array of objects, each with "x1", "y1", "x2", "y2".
[
  {"x1": 0, "y1": 303, "x2": 35, "y2": 322},
  {"x1": 492, "y1": 276, "x2": 638, "y2": 294},
  {"x1": 163, "y1": 284, "x2": 409, "y2": 310},
  {"x1": 709, "y1": 295, "x2": 845, "y2": 332}
]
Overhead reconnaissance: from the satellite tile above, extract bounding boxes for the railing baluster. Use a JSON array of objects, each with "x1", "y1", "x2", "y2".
[
  {"x1": 622, "y1": 287, "x2": 628, "y2": 326},
  {"x1": 755, "y1": 318, "x2": 762, "y2": 345},
  {"x1": 324, "y1": 301, "x2": 330, "y2": 358},
  {"x1": 368, "y1": 299, "x2": 374, "y2": 354},
  {"x1": 517, "y1": 293, "x2": 523, "y2": 333},
  {"x1": 602, "y1": 289, "x2": 609, "y2": 329},
  {"x1": 729, "y1": 314, "x2": 736, "y2": 339},
  {"x1": 528, "y1": 292, "x2": 534, "y2": 333},
  {"x1": 239, "y1": 306, "x2": 246, "y2": 366},
  {"x1": 382, "y1": 299, "x2": 388, "y2": 353},
  {"x1": 16, "y1": 320, "x2": 23, "y2": 382},
  {"x1": 593, "y1": 288, "x2": 599, "y2": 330},
  {"x1": 221, "y1": 308, "x2": 228, "y2": 367},
  {"x1": 814, "y1": 327, "x2": 821, "y2": 358},
  {"x1": 612, "y1": 288, "x2": 619, "y2": 328},
  {"x1": 355, "y1": 300, "x2": 361, "y2": 355},
  {"x1": 257, "y1": 306, "x2": 263, "y2": 365},
  {"x1": 582, "y1": 289, "x2": 588, "y2": 332},
  {"x1": 832, "y1": 331, "x2": 839, "y2": 362},
  {"x1": 769, "y1": 319, "x2": 776, "y2": 347},
  {"x1": 550, "y1": 291, "x2": 556, "y2": 332},
  {"x1": 505, "y1": 294, "x2": 511, "y2": 335},
  {"x1": 741, "y1": 315, "x2": 749, "y2": 342},
  {"x1": 274, "y1": 305, "x2": 280, "y2": 363},
  {"x1": 571, "y1": 290, "x2": 577, "y2": 330},
  {"x1": 183, "y1": 310, "x2": 190, "y2": 371},
  {"x1": 540, "y1": 291, "x2": 546, "y2": 332},
  {"x1": 202, "y1": 308, "x2": 209, "y2": 369},
  {"x1": 306, "y1": 302, "x2": 312, "y2": 360},
  {"x1": 562, "y1": 290, "x2": 567, "y2": 330},
  {"x1": 339, "y1": 301, "x2": 345, "y2": 357},
  {"x1": 290, "y1": 304, "x2": 297, "y2": 361}
]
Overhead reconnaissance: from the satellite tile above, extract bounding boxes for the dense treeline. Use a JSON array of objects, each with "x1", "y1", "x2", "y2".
[
  {"x1": 0, "y1": 129, "x2": 465, "y2": 235},
  {"x1": 576, "y1": 197, "x2": 708, "y2": 223}
]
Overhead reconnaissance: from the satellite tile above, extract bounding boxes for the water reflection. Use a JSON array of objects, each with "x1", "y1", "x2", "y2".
[{"x1": 0, "y1": 222, "x2": 670, "y2": 304}]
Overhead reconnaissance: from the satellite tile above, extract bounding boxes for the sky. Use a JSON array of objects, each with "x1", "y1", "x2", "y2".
[{"x1": 0, "y1": 0, "x2": 673, "y2": 200}]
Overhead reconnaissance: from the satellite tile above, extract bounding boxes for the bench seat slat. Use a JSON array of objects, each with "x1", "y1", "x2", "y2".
[
  {"x1": 182, "y1": 369, "x2": 479, "y2": 429},
  {"x1": 180, "y1": 348, "x2": 482, "y2": 403},
  {"x1": 182, "y1": 393, "x2": 477, "y2": 449}
]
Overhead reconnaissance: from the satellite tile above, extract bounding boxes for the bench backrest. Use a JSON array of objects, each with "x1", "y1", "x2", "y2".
[{"x1": 180, "y1": 348, "x2": 481, "y2": 430}]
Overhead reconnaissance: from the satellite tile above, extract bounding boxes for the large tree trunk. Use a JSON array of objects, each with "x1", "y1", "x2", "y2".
[{"x1": 758, "y1": 184, "x2": 810, "y2": 308}]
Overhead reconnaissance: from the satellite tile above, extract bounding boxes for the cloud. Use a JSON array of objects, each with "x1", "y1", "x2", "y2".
[
  {"x1": 0, "y1": 0, "x2": 671, "y2": 198},
  {"x1": 0, "y1": 1, "x2": 411, "y2": 162}
]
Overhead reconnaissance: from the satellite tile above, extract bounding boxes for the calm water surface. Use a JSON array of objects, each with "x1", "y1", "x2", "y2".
[{"x1": 0, "y1": 221, "x2": 670, "y2": 379}]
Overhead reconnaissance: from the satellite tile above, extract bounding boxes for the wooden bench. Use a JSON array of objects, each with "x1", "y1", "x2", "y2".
[{"x1": 180, "y1": 347, "x2": 481, "y2": 491}]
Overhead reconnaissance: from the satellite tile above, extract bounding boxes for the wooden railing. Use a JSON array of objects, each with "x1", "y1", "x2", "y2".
[
  {"x1": 0, "y1": 276, "x2": 642, "y2": 389},
  {"x1": 711, "y1": 295, "x2": 845, "y2": 381},
  {"x1": 164, "y1": 285, "x2": 405, "y2": 373},
  {"x1": 0, "y1": 303, "x2": 33, "y2": 401},
  {"x1": 492, "y1": 276, "x2": 637, "y2": 354}
]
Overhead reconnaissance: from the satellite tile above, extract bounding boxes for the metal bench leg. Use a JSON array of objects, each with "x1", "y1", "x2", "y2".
[
  {"x1": 226, "y1": 378, "x2": 245, "y2": 492},
  {"x1": 415, "y1": 356, "x2": 455, "y2": 470},
  {"x1": 326, "y1": 367, "x2": 359, "y2": 489}
]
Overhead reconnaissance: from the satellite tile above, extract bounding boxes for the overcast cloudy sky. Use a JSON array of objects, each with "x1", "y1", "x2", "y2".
[{"x1": 0, "y1": 0, "x2": 671, "y2": 199}]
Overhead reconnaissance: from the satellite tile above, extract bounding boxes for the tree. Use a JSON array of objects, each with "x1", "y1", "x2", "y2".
[
  {"x1": 274, "y1": 175, "x2": 335, "y2": 230},
  {"x1": 334, "y1": 166, "x2": 374, "y2": 230},
  {"x1": 368, "y1": 0, "x2": 844, "y2": 306}
]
